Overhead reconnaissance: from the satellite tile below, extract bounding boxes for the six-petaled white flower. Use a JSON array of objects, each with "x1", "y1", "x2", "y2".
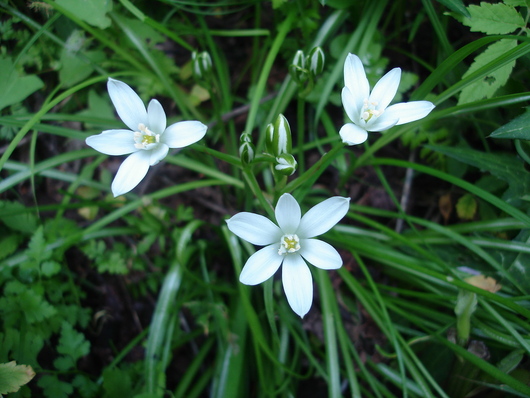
[
  {"x1": 226, "y1": 193, "x2": 350, "y2": 318},
  {"x1": 86, "y1": 78, "x2": 207, "y2": 197},
  {"x1": 339, "y1": 53, "x2": 435, "y2": 146}
]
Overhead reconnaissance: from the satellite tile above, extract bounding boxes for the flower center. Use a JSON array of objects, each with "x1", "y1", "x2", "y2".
[
  {"x1": 361, "y1": 99, "x2": 383, "y2": 123},
  {"x1": 278, "y1": 234, "x2": 301, "y2": 255},
  {"x1": 134, "y1": 123, "x2": 160, "y2": 150}
]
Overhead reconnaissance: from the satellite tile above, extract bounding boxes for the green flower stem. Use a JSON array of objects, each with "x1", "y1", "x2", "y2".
[
  {"x1": 245, "y1": 12, "x2": 295, "y2": 149},
  {"x1": 242, "y1": 168, "x2": 275, "y2": 219},
  {"x1": 280, "y1": 142, "x2": 344, "y2": 197},
  {"x1": 297, "y1": 96, "x2": 306, "y2": 173}
]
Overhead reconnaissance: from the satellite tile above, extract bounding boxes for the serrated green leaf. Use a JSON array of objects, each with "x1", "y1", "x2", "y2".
[
  {"x1": 20, "y1": 290, "x2": 57, "y2": 324},
  {"x1": 464, "y1": 2, "x2": 525, "y2": 34},
  {"x1": 458, "y1": 39, "x2": 517, "y2": 105},
  {"x1": 0, "y1": 234, "x2": 22, "y2": 261},
  {"x1": 72, "y1": 374, "x2": 98, "y2": 398},
  {"x1": 0, "y1": 329, "x2": 44, "y2": 369},
  {"x1": 0, "y1": 361, "x2": 35, "y2": 394},
  {"x1": 55, "y1": 0, "x2": 113, "y2": 29},
  {"x1": 427, "y1": 145, "x2": 530, "y2": 204},
  {"x1": 456, "y1": 194, "x2": 477, "y2": 220},
  {"x1": 0, "y1": 57, "x2": 44, "y2": 112},
  {"x1": 0, "y1": 201, "x2": 38, "y2": 234},
  {"x1": 53, "y1": 356, "x2": 75, "y2": 372},
  {"x1": 489, "y1": 109, "x2": 530, "y2": 140},
  {"x1": 57, "y1": 322, "x2": 90, "y2": 365},
  {"x1": 37, "y1": 375, "x2": 73, "y2": 398},
  {"x1": 23, "y1": 226, "x2": 51, "y2": 270}
]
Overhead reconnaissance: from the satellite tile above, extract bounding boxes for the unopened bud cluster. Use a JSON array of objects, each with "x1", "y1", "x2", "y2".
[
  {"x1": 289, "y1": 47, "x2": 325, "y2": 88},
  {"x1": 239, "y1": 133, "x2": 255, "y2": 165},
  {"x1": 192, "y1": 51, "x2": 213, "y2": 81},
  {"x1": 265, "y1": 114, "x2": 297, "y2": 176}
]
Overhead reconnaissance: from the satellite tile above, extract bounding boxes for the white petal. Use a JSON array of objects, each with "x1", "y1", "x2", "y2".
[
  {"x1": 341, "y1": 87, "x2": 363, "y2": 125},
  {"x1": 107, "y1": 78, "x2": 147, "y2": 131},
  {"x1": 369, "y1": 68, "x2": 401, "y2": 111},
  {"x1": 111, "y1": 150, "x2": 151, "y2": 197},
  {"x1": 162, "y1": 120, "x2": 207, "y2": 148},
  {"x1": 384, "y1": 101, "x2": 435, "y2": 126},
  {"x1": 282, "y1": 254, "x2": 313, "y2": 318},
  {"x1": 149, "y1": 143, "x2": 169, "y2": 165},
  {"x1": 239, "y1": 245, "x2": 283, "y2": 285},
  {"x1": 275, "y1": 193, "x2": 301, "y2": 235},
  {"x1": 147, "y1": 99, "x2": 167, "y2": 135},
  {"x1": 365, "y1": 113, "x2": 399, "y2": 132},
  {"x1": 343, "y1": 54, "x2": 370, "y2": 100},
  {"x1": 299, "y1": 239, "x2": 343, "y2": 270},
  {"x1": 226, "y1": 213, "x2": 282, "y2": 246},
  {"x1": 339, "y1": 123, "x2": 368, "y2": 146},
  {"x1": 297, "y1": 196, "x2": 350, "y2": 238},
  {"x1": 85, "y1": 129, "x2": 137, "y2": 155}
]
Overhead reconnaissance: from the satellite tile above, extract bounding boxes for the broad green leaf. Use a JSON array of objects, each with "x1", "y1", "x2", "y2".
[
  {"x1": 464, "y1": 2, "x2": 525, "y2": 34},
  {"x1": 59, "y1": 49, "x2": 105, "y2": 88},
  {"x1": 489, "y1": 109, "x2": 530, "y2": 140},
  {"x1": 0, "y1": 361, "x2": 35, "y2": 394},
  {"x1": 55, "y1": 0, "x2": 113, "y2": 29},
  {"x1": 102, "y1": 368, "x2": 133, "y2": 398},
  {"x1": 37, "y1": 375, "x2": 73, "y2": 398},
  {"x1": 0, "y1": 57, "x2": 44, "y2": 112},
  {"x1": 458, "y1": 39, "x2": 517, "y2": 105},
  {"x1": 456, "y1": 194, "x2": 477, "y2": 220},
  {"x1": 77, "y1": 90, "x2": 114, "y2": 125},
  {"x1": 427, "y1": 145, "x2": 530, "y2": 204},
  {"x1": 0, "y1": 201, "x2": 38, "y2": 234}
]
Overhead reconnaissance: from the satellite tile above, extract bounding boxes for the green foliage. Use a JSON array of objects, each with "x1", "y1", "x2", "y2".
[
  {"x1": 55, "y1": 0, "x2": 113, "y2": 29},
  {"x1": 2, "y1": 0, "x2": 530, "y2": 397},
  {"x1": 81, "y1": 240, "x2": 130, "y2": 274},
  {"x1": 0, "y1": 57, "x2": 44, "y2": 112},
  {"x1": 37, "y1": 375, "x2": 73, "y2": 398}
]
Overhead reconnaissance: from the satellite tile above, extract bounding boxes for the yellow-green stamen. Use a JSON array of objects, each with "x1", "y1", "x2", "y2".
[{"x1": 278, "y1": 234, "x2": 301, "y2": 255}]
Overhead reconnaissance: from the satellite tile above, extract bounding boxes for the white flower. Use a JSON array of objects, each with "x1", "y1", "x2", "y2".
[
  {"x1": 339, "y1": 53, "x2": 435, "y2": 146},
  {"x1": 86, "y1": 78, "x2": 207, "y2": 197},
  {"x1": 226, "y1": 193, "x2": 350, "y2": 318}
]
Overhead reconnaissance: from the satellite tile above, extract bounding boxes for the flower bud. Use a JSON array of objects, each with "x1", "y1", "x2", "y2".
[
  {"x1": 192, "y1": 51, "x2": 213, "y2": 80},
  {"x1": 266, "y1": 114, "x2": 292, "y2": 157},
  {"x1": 275, "y1": 153, "x2": 297, "y2": 176},
  {"x1": 289, "y1": 50, "x2": 308, "y2": 85},
  {"x1": 308, "y1": 46, "x2": 325, "y2": 77},
  {"x1": 239, "y1": 134, "x2": 255, "y2": 165}
]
